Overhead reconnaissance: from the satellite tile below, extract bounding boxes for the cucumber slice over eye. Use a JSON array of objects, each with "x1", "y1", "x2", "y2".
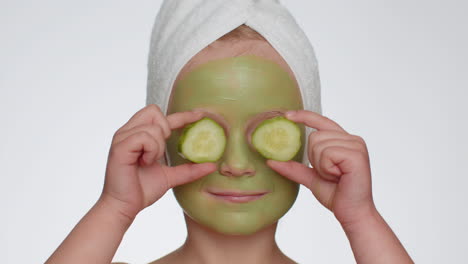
[
  {"x1": 178, "y1": 117, "x2": 227, "y2": 163},
  {"x1": 252, "y1": 116, "x2": 301, "y2": 161}
]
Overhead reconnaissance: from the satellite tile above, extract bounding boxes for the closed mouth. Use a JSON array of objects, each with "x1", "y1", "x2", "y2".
[{"x1": 206, "y1": 190, "x2": 269, "y2": 203}]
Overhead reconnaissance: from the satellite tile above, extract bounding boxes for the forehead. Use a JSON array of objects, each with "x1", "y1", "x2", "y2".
[
  {"x1": 168, "y1": 40, "x2": 303, "y2": 116},
  {"x1": 173, "y1": 39, "x2": 299, "y2": 90}
]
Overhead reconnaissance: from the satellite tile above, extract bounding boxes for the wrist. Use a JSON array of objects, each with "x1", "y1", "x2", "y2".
[
  {"x1": 337, "y1": 202, "x2": 380, "y2": 234},
  {"x1": 337, "y1": 203, "x2": 414, "y2": 263},
  {"x1": 95, "y1": 195, "x2": 136, "y2": 229}
]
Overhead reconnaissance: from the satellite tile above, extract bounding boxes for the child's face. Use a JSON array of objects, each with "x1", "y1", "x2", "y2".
[{"x1": 166, "y1": 50, "x2": 305, "y2": 235}]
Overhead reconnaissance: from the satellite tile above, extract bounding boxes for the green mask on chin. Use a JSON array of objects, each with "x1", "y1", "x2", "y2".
[{"x1": 166, "y1": 55, "x2": 306, "y2": 235}]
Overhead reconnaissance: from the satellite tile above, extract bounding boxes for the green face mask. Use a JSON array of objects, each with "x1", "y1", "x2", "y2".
[{"x1": 166, "y1": 55, "x2": 306, "y2": 235}]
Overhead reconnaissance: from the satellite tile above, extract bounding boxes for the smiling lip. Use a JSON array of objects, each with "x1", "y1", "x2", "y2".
[{"x1": 206, "y1": 190, "x2": 269, "y2": 203}]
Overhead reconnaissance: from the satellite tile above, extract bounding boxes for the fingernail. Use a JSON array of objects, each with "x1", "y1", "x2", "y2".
[
  {"x1": 285, "y1": 110, "x2": 296, "y2": 118},
  {"x1": 267, "y1": 160, "x2": 278, "y2": 166},
  {"x1": 193, "y1": 110, "x2": 204, "y2": 117}
]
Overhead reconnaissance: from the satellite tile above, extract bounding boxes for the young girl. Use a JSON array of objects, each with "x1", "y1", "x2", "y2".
[{"x1": 46, "y1": 1, "x2": 414, "y2": 262}]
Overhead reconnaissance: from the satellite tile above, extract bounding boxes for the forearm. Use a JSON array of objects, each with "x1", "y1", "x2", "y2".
[
  {"x1": 341, "y1": 207, "x2": 413, "y2": 264},
  {"x1": 46, "y1": 196, "x2": 134, "y2": 264}
]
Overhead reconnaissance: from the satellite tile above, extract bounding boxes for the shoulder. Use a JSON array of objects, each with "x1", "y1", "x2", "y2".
[
  {"x1": 148, "y1": 250, "x2": 183, "y2": 264},
  {"x1": 112, "y1": 247, "x2": 183, "y2": 264},
  {"x1": 110, "y1": 254, "x2": 178, "y2": 264}
]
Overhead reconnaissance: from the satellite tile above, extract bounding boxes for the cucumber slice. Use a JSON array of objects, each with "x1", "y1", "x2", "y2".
[
  {"x1": 178, "y1": 117, "x2": 226, "y2": 163},
  {"x1": 252, "y1": 116, "x2": 301, "y2": 161}
]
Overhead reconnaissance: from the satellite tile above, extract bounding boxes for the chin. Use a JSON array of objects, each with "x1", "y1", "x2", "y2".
[
  {"x1": 214, "y1": 223, "x2": 273, "y2": 236},
  {"x1": 180, "y1": 196, "x2": 297, "y2": 236},
  {"x1": 213, "y1": 214, "x2": 276, "y2": 236}
]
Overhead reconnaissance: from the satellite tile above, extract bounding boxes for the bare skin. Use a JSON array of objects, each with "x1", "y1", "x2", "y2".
[
  {"x1": 148, "y1": 215, "x2": 295, "y2": 264},
  {"x1": 45, "y1": 105, "x2": 217, "y2": 264},
  {"x1": 149, "y1": 39, "x2": 303, "y2": 264},
  {"x1": 45, "y1": 39, "x2": 413, "y2": 264}
]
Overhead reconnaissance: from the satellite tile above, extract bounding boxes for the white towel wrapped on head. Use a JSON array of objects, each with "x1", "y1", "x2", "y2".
[{"x1": 146, "y1": 0, "x2": 322, "y2": 166}]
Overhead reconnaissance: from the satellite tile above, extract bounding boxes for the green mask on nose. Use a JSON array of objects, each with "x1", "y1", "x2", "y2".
[{"x1": 166, "y1": 55, "x2": 306, "y2": 235}]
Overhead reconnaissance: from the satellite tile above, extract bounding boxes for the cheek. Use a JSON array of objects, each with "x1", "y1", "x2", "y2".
[
  {"x1": 172, "y1": 163, "x2": 300, "y2": 235},
  {"x1": 268, "y1": 169, "x2": 300, "y2": 203},
  {"x1": 255, "y1": 164, "x2": 300, "y2": 215},
  {"x1": 167, "y1": 124, "x2": 301, "y2": 235}
]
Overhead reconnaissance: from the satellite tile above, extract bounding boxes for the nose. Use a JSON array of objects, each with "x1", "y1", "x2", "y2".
[
  {"x1": 219, "y1": 131, "x2": 256, "y2": 177},
  {"x1": 220, "y1": 159, "x2": 255, "y2": 177}
]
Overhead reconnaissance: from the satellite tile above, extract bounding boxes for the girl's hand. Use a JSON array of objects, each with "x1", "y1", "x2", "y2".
[
  {"x1": 101, "y1": 104, "x2": 217, "y2": 221},
  {"x1": 267, "y1": 110, "x2": 374, "y2": 226}
]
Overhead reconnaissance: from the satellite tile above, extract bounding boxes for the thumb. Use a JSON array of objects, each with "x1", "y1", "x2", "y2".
[
  {"x1": 266, "y1": 160, "x2": 337, "y2": 210},
  {"x1": 165, "y1": 162, "x2": 217, "y2": 188}
]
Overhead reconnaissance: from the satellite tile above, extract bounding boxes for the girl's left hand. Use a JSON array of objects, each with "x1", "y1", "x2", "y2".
[{"x1": 267, "y1": 110, "x2": 375, "y2": 226}]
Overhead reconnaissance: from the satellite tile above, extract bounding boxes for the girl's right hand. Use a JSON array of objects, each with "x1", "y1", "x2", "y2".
[{"x1": 100, "y1": 104, "x2": 217, "y2": 221}]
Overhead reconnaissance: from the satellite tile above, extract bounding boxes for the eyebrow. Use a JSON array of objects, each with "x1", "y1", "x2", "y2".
[{"x1": 192, "y1": 107, "x2": 288, "y2": 132}]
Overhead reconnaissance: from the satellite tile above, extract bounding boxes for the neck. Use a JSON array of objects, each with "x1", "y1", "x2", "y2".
[{"x1": 178, "y1": 213, "x2": 294, "y2": 264}]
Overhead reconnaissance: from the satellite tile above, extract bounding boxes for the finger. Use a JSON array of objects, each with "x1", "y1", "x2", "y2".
[
  {"x1": 112, "y1": 126, "x2": 165, "y2": 165},
  {"x1": 308, "y1": 130, "x2": 355, "y2": 147},
  {"x1": 266, "y1": 160, "x2": 319, "y2": 190},
  {"x1": 114, "y1": 123, "x2": 164, "y2": 144},
  {"x1": 285, "y1": 110, "x2": 347, "y2": 133},
  {"x1": 111, "y1": 131, "x2": 160, "y2": 166},
  {"x1": 164, "y1": 162, "x2": 218, "y2": 188},
  {"x1": 136, "y1": 126, "x2": 165, "y2": 164},
  {"x1": 309, "y1": 132, "x2": 367, "y2": 151},
  {"x1": 266, "y1": 160, "x2": 337, "y2": 210},
  {"x1": 118, "y1": 104, "x2": 171, "y2": 138},
  {"x1": 310, "y1": 139, "x2": 364, "y2": 181},
  {"x1": 167, "y1": 111, "x2": 204, "y2": 130},
  {"x1": 318, "y1": 146, "x2": 370, "y2": 177}
]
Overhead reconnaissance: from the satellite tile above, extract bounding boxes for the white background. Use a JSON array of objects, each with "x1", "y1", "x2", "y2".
[{"x1": 2, "y1": 0, "x2": 467, "y2": 263}]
